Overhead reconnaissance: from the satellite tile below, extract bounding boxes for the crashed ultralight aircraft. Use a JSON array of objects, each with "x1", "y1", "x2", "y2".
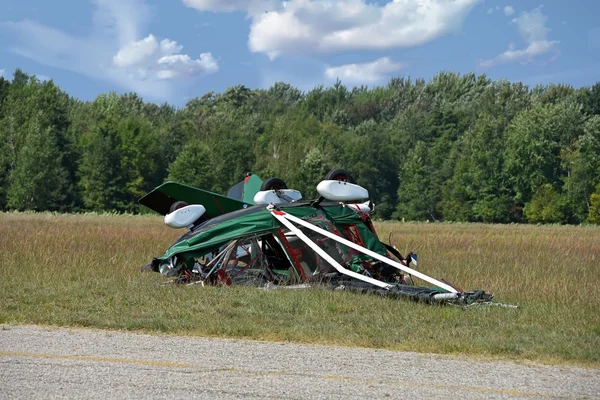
[{"x1": 139, "y1": 170, "x2": 493, "y2": 305}]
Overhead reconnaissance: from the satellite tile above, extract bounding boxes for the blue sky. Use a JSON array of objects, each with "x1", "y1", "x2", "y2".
[{"x1": 1, "y1": 0, "x2": 599, "y2": 106}]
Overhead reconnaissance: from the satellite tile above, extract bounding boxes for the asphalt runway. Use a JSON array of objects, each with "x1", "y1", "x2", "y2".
[{"x1": 0, "y1": 325, "x2": 598, "y2": 399}]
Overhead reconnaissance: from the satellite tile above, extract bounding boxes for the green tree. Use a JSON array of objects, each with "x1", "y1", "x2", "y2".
[
  {"x1": 442, "y1": 116, "x2": 511, "y2": 222},
  {"x1": 0, "y1": 70, "x2": 32, "y2": 208},
  {"x1": 0, "y1": 71, "x2": 74, "y2": 210},
  {"x1": 295, "y1": 148, "x2": 331, "y2": 199},
  {"x1": 475, "y1": 80, "x2": 530, "y2": 121},
  {"x1": 395, "y1": 142, "x2": 438, "y2": 221},
  {"x1": 531, "y1": 84, "x2": 577, "y2": 106},
  {"x1": 77, "y1": 119, "x2": 124, "y2": 211},
  {"x1": 588, "y1": 185, "x2": 600, "y2": 224},
  {"x1": 253, "y1": 113, "x2": 321, "y2": 184},
  {"x1": 561, "y1": 116, "x2": 600, "y2": 222},
  {"x1": 343, "y1": 124, "x2": 398, "y2": 219},
  {"x1": 36, "y1": 79, "x2": 74, "y2": 206},
  {"x1": 583, "y1": 82, "x2": 600, "y2": 115},
  {"x1": 218, "y1": 85, "x2": 254, "y2": 109},
  {"x1": 0, "y1": 76, "x2": 10, "y2": 115},
  {"x1": 505, "y1": 103, "x2": 585, "y2": 207},
  {"x1": 6, "y1": 112, "x2": 69, "y2": 210},
  {"x1": 117, "y1": 117, "x2": 160, "y2": 207},
  {"x1": 1, "y1": 66, "x2": 598, "y2": 224},
  {"x1": 524, "y1": 184, "x2": 567, "y2": 224},
  {"x1": 167, "y1": 140, "x2": 214, "y2": 190}
]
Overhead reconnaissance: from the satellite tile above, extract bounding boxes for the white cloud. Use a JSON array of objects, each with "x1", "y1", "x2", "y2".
[
  {"x1": 479, "y1": 7, "x2": 559, "y2": 68},
  {"x1": 111, "y1": 34, "x2": 216, "y2": 81},
  {"x1": 157, "y1": 53, "x2": 218, "y2": 79},
  {"x1": 183, "y1": 0, "x2": 251, "y2": 12},
  {"x1": 159, "y1": 39, "x2": 183, "y2": 54},
  {"x1": 2, "y1": 0, "x2": 218, "y2": 100},
  {"x1": 479, "y1": 40, "x2": 557, "y2": 68},
  {"x1": 486, "y1": 7, "x2": 494, "y2": 15},
  {"x1": 183, "y1": 0, "x2": 276, "y2": 13},
  {"x1": 185, "y1": 0, "x2": 481, "y2": 59},
  {"x1": 113, "y1": 34, "x2": 159, "y2": 67},
  {"x1": 503, "y1": 5, "x2": 514, "y2": 16},
  {"x1": 325, "y1": 57, "x2": 405, "y2": 84},
  {"x1": 0, "y1": 69, "x2": 5, "y2": 78}
]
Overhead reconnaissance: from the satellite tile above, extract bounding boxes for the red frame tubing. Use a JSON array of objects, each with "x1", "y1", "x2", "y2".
[
  {"x1": 217, "y1": 269, "x2": 232, "y2": 286},
  {"x1": 275, "y1": 228, "x2": 308, "y2": 282}
]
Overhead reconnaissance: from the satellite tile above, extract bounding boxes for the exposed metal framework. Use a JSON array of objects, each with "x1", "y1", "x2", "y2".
[{"x1": 272, "y1": 210, "x2": 459, "y2": 294}]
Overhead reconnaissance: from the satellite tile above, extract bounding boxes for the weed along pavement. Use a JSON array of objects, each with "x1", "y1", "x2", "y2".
[{"x1": 1, "y1": 325, "x2": 598, "y2": 399}]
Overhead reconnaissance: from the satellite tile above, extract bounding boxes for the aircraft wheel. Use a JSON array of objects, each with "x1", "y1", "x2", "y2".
[
  {"x1": 261, "y1": 177, "x2": 288, "y2": 191},
  {"x1": 169, "y1": 200, "x2": 189, "y2": 213},
  {"x1": 325, "y1": 169, "x2": 353, "y2": 183}
]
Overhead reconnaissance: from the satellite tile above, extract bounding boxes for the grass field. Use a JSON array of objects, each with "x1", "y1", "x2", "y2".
[{"x1": 1, "y1": 212, "x2": 599, "y2": 366}]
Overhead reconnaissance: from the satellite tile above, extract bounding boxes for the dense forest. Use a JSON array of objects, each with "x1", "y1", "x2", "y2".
[{"x1": 0, "y1": 68, "x2": 599, "y2": 224}]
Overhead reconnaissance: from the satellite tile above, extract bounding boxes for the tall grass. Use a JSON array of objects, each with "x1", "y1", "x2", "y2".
[{"x1": 1, "y1": 213, "x2": 599, "y2": 365}]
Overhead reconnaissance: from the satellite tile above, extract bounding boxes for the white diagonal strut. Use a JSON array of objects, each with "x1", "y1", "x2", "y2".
[
  {"x1": 279, "y1": 211, "x2": 458, "y2": 293},
  {"x1": 271, "y1": 211, "x2": 393, "y2": 290}
]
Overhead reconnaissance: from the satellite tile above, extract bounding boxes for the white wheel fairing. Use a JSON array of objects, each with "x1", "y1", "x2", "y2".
[
  {"x1": 253, "y1": 189, "x2": 303, "y2": 205},
  {"x1": 164, "y1": 204, "x2": 206, "y2": 229},
  {"x1": 316, "y1": 180, "x2": 369, "y2": 202}
]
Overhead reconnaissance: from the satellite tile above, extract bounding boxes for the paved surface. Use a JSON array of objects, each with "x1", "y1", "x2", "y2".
[{"x1": 0, "y1": 325, "x2": 598, "y2": 399}]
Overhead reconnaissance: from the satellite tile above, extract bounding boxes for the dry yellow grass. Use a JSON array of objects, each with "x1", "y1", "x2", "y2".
[
  {"x1": 1, "y1": 213, "x2": 599, "y2": 366},
  {"x1": 375, "y1": 222, "x2": 600, "y2": 305}
]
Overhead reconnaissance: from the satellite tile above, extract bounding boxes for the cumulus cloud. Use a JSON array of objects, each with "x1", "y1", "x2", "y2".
[
  {"x1": 325, "y1": 57, "x2": 405, "y2": 84},
  {"x1": 113, "y1": 34, "x2": 161, "y2": 68},
  {"x1": 479, "y1": 7, "x2": 559, "y2": 68},
  {"x1": 185, "y1": 0, "x2": 480, "y2": 59},
  {"x1": 183, "y1": 0, "x2": 277, "y2": 13},
  {"x1": 2, "y1": 0, "x2": 218, "y2": 100},
  {"x1": 503, "y1": 5, "x2": 514, "y2": 16},
  {"x1": 157, "y1": 53, "x2": 218, "y2": 79},
  {"x1": 111, "y1": 34, "x2": 217, "y2": 81}
]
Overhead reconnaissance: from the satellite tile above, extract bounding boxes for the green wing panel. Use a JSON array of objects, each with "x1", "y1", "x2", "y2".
[{"x1": 139, "y1": 181, "x2": 251, "y2": 218}]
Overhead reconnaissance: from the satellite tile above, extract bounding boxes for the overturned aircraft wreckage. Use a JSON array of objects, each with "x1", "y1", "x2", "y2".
[{"x1": 139, "y1": 170, "x2": 495, "y2": 305}]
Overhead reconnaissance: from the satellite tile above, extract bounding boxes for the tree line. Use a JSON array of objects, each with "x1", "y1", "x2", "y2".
[{"x1": 0, "y1": 68, "x2": 599, "y2": 224}]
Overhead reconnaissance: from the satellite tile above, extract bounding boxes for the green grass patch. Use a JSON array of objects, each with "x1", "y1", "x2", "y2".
[{"x1": 1, "y1": 213, "x2": 599, "y2": 366}]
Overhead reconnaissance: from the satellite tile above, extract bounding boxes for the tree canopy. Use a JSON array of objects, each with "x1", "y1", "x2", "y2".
[{"x1": 0, "y1": 68, "x2": 599, "y2": 224}]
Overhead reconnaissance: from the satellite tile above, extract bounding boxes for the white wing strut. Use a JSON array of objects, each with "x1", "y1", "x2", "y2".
[
  {"x1": 271, "y1": 211, "x2": 393, "y2": 289},
  {"x1": 274, "y1": 210, "x2": 458, "y2": 294}
]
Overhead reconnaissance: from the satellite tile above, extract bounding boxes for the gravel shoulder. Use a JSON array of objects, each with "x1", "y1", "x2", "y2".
[{"x1": 1, "y1": 325, "x2": 598, "y2": 399}]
